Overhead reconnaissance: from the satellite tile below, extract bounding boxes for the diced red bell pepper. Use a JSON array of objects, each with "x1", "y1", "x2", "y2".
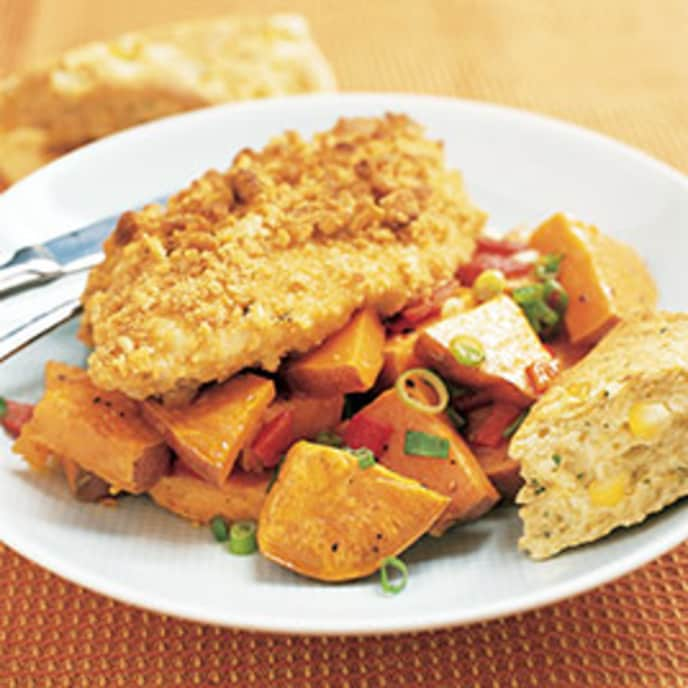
[
  {"x1": 457, "y1": 253, "x2": 533, "y2": 286},
  {"x1": 249, "y1": 410, "x2": 294, "y2": 468},
  {"x1": 387, "y1": 280, "x2": 462, "y2": 334},
  {"x1": 343, "y1": 413, "x2": 393, "y2": 457},
  {"x1": 1, "y1": 400, "x2": 34, "y2": 438},
  {"x1": 476, "y1": 236, "x2": 528, "y2": 255},
  {"x1": 470, "y1": 403, "x2": 523, "y2": 448},
  {"x1": 526, "y1": 359, "x2": 560, "y2": 395}
]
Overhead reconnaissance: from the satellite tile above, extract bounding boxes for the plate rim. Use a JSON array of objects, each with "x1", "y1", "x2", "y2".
[{"x1": 1, "y1": 92, "x2": 687, "y2": 635}]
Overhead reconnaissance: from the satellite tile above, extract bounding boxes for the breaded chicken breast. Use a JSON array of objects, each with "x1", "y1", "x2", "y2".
[
  {"x1": 512, "y1": 312, "x2": 688, "y2": 559},
  {"x1": 80, "y1": 114, "x2": 486, "y2": 400}
]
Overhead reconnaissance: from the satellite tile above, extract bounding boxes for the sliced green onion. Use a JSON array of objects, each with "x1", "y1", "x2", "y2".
[
  {"x1": 404, "y1": 430, "x2": 449, "y2": 459},
  {"x1": 521, "y1": 299, "x2": 559, "y2": 334},
  {"x1": 512, "y1": 283, "x2": 545, "y2": 306},
  {"x1": 473, "y1": 269, "x2": 507, "y2": 302},
  {"x1": 315, "y1": 430, "x2": 343, "y2": 447},
  {"x1": 502, "y1": 411, "x2": 527, "y2": 439},
  {"x1": 228, "y1": 520, "x2": 258, "y2": 555},
  {"x1": 449, "y1": 335, "x2": 485, "y2": 367},
  {"x1": 543, "y1": 278, "x2": 569, "y2": 314},
  {"x1": 446, "y1": 406, "x2": 467, "y2": 431},
  {"x1": 350, "y1": 447, "x2": 376, "y2": 469},
  {"x1": 380, "y1": 556, "x2": 408, "y2": 595},
  {"x1": 210, "y1": 516, "x2": 229, "y2": 542},
  {"x1": 535, "y1": 253, "x2": 563, "y2": 280},
  {"x1": 0, "y1": 397, "x2": 6, "y2": 419},
  {"x1": 395, "y1": 368, "x2": 449, "y2": 414}
]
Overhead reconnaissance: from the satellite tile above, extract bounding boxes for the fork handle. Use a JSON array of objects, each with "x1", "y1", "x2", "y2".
[
  {"x1": 0, "y1": 246, "x2": 63, "y2": 297},
  {"x1": 0, "y1": 298, "x2": 81, "y2": 363}
]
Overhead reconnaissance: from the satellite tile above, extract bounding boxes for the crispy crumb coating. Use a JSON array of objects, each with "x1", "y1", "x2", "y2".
[{"x1": 80, "y1": 114, "x2": 486, "y2": 400}]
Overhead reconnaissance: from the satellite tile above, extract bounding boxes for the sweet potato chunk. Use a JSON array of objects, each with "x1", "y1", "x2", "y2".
[
  {"x1": 546, "y1": 336, "x2": 593, "y2": 372},
  {"x1": 529, "y1": 213, "x2": 658, "y2": 344},
  {"x1": 378, "y1": 331, "x2": 424, "y2": 388},
  {"x1": 415, "y1": 295, "x2": 552, "y2": 406},
  {"x1": 60, "y1": 457, "x2": 111, "y2": 502},
  {"x1": 241, "y1": 393, "x2": 343, "y2": 471},
  {"x1": 149, "y1": 463, "x2": 269, "y2": 524},
  {"x1": 143, "y1": 374, "x2": 275, "y2": 487},
  {"x1": 473, "y1": 445, "x2": 523, "y2": 501},
  {"x1": 258, "y1": 441, "x2": 449, "y2": 582},
  {"x1": 351, "y1": 389, "x2": 499, "y2": 534},
  {"x1": 284, "y1": 308, "x2": 385, "y2": 396},
  {"x1": 11, "y1": 433, "x2": 55, "y2": 471},
  {"x1": 13, "y1": 362, "x2": 169, "y2": 493}
]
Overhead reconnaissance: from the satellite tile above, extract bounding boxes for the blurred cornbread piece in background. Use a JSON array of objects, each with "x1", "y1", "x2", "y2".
[{"x1": 0, "y1": 14, "x2": 335, "y2": 187}]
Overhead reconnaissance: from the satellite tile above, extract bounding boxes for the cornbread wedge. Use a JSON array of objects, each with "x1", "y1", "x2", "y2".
[
  {"x1": 512, "y1": 312, "x2": 688, "y2": 559},
  {"x1": 81, "y1": 114, "x2": 486, "y2": 400},
  {"x1": 0, "y1": 14, "x2": 335, "y2": 185}
]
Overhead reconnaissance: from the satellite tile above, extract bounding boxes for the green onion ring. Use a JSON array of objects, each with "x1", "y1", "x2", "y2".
[
  {"x1": 449, "y1": 335, "x2": 485, "y2": 367},
  {"x1": 210, "y1": 516, "x2": 229, "y2": 542},
  {"x1": 395, "y1": 368, "x2": 449, "y2": 414},
  {"x1": 380, "y1": 556, "x2": 409, "y2": 595},
  {"x1": 228, "y1": 520, "x2": 258, "y2": 555}
]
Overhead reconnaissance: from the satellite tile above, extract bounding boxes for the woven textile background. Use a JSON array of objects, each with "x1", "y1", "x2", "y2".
[{"x1": 1, "y1": 1, "x2": 688, "y2": 686}]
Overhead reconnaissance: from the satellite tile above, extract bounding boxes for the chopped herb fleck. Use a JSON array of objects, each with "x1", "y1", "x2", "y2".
[
  {"x1": 531, "y1": 478, "x2": 546, "y2": 495},
  {"x1": 551, "y1": 454, "x2": 562, "y2": 467},
  {"x1": 576, "y1": 472, "x2": 586, "y2": 480}
]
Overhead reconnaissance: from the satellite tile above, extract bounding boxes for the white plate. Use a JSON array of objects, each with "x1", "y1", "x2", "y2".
[{"x1": 1, "y1": 94, "x2": 687, "y2": 635}]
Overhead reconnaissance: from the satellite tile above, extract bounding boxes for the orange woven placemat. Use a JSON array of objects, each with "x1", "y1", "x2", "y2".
[{"x1": 2, "y1": 1, "x2": 688, "y2": 686}]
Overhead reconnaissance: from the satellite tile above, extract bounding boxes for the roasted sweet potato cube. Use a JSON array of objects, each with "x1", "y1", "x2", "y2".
[
  {"x1": 466, "y1": 406, "x2": 524, "y2": 500},
  {"x1": 546, "y1": 335, "x2": 593, "y2": 372},
  {"x1": 378, "y1": 331, "x2": 424, "y2": 388},
  {"x1": 142, "y1": 373, "x2": 275, "y2": 487},
  {"x1": 258, "y1": 441, "x2": 449, "y2": 582},
  {"x1": 60, "y1": 457, "x2": 111, "y2": 502},
  {"x1": 11, "y1": 433, "x2": 55, "y2": 471},
  {"x1": 149, "y1": 463, "x2": 269, "y2": 524},
  {"x1": 473, "y1": 445, "x2": 523, "y2": 501},
  {"x1": 284, "y1": 308, "x2": 385, "y2": 396},
  {"x1": 529, "y1": 213, "x2": 658, "y2": 344},
  {"x1": 13, "y1": 362, "x2": 169, "y2": 493},
  {"x1": 415, "y1": 295, "x2": 552, "y2": 406},
  {"x1": 241, "y1": 393, "x2": 344, "y2": 471},
  {"x1": 351, "y1": 389, "x2": 498, "y2": 534}
]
